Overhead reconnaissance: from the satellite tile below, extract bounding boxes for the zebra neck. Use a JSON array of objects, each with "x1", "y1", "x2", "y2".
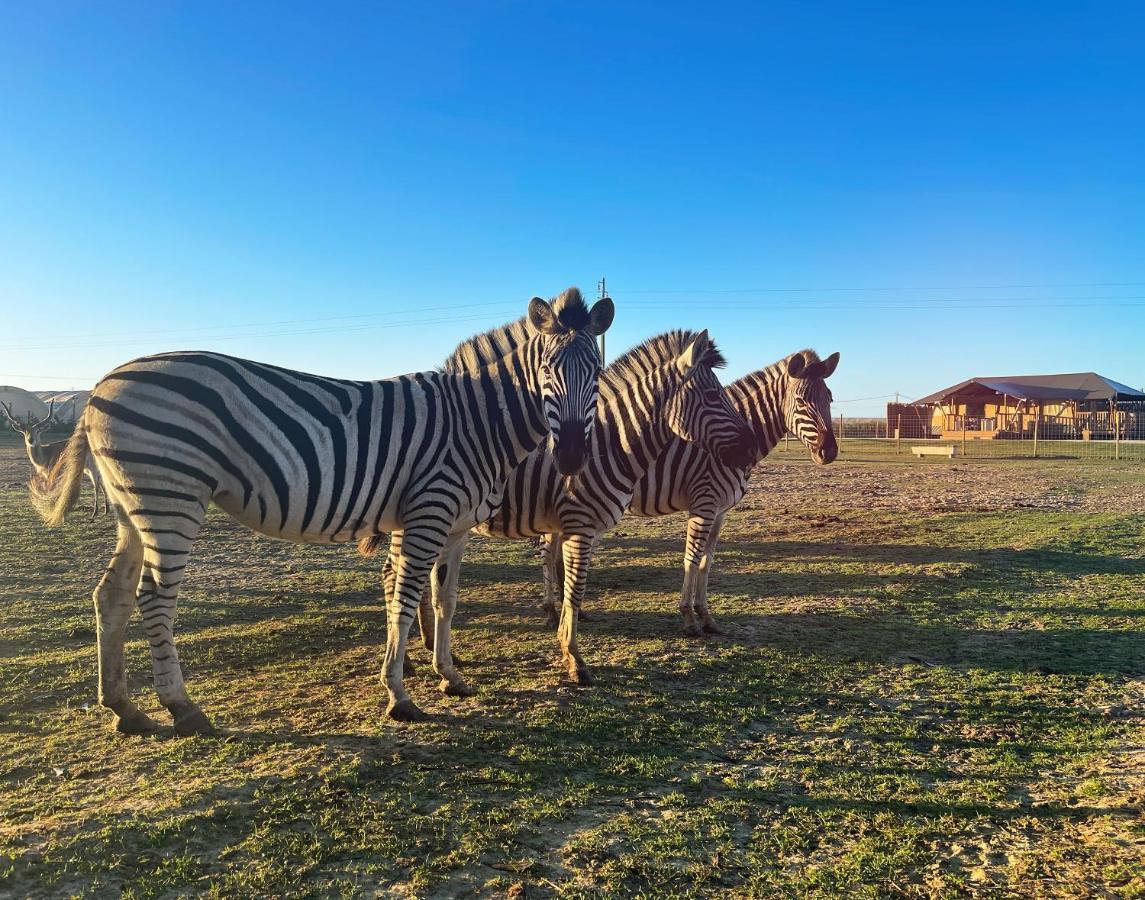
[
  {"x1": 596, "y1": 369, "x2": 674, "y2": 478},
  {"x1": 728, "y1": 365, "x2": 789, "y2": 455},
  {"x1": 473, "y1": 358, "x2": 550, "y2": 468}
]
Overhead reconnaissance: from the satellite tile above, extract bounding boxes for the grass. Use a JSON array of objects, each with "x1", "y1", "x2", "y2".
[{"x1": 0, "y1": 448, "x2": 1142, "y2": 897}]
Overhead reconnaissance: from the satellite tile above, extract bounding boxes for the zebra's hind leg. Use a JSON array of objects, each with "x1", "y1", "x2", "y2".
[
  {"x1": 557, "y1": 533, "x2": 595, "y2": 685},
  {"x1": 540, "y1": 533, "x2": 564, "y2": 628},
  {"x1": 134, "y1": 509, "x2": 211, "y2": 736},
  {"x1": 693, "y1": 512, "x2": 727, "y2": 635},
  {"x1": 93, "y1": 517, "x2": 157, "y2": 734},
  {"x1": 429, "y1": 531, "x2": 474, "y2": 698},
  {"x1": 382, "y1": 527, "x2": 445, "y2": 721}
]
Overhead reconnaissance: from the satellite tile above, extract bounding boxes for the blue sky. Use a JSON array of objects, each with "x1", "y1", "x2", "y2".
[{"x1": 1, "y1": 2, "x2": 1142, "y2": 416}]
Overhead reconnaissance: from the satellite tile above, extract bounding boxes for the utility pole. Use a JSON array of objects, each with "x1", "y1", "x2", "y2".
[{"x1": 597, "y1": 276, "x2": 608, "y2": 365}]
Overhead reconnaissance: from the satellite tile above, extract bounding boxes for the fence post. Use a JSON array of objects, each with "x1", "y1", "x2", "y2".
[
  {"x1": 1033, "y1": 405, "x2": 1040, "y2": 458},
  {"x1": 839, "y1": 413, "x2": 844, "y2": 453},
  {"x1": 896, "y1": 414, "x2": 901, "y2": 455},
  {"x1": 962, "y1": 417, "x2": 967, "y2": 458},
  {"x1": 1114, "y1": 407, "x2": 1120, "y2": 460}
]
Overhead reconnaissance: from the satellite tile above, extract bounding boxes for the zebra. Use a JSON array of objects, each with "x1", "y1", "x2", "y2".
[
  {"x1": 364, "y1": 330, "x2": 758, "y2": 685},
  {"x1": 29, "y1": 288, "x2": 614, "y2": 731},
  {"x1": 539, "y1": 348, "x2": 839, "y2": 635}
]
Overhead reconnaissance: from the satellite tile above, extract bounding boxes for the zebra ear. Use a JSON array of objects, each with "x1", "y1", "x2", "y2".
[
  {"x1": 528, "y1": 297, "x2": 566, "y2": 336},
  {"x1": 585, "y1": 297, "x2": 615, "y2": 336},
  {"x1": 676, "y1": 329, "x2": 710, "y2": 376},
  {"x1": 821, "y1": 352, "x2": 840, "y2": 379},
  {"x1": 786, "y1": 353, "x2": 807, "y2": 378}
]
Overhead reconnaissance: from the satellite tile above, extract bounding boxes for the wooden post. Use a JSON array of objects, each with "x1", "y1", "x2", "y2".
[
  {"x1": 1114, "y1": 405, "x2": 1120, "y2": 460},
  {"x1": 962, "y1": 411, "x2": 967, "y2": 458},
  {"x1": 838, "y1": 413, "x2": 844, "y2": 454},
  {"x1": 896, "y1": 413, "x2": 902, "y2": 454},
  {"x1": 1033, "y1": 403, "x2": 1041, "y2": 458}
]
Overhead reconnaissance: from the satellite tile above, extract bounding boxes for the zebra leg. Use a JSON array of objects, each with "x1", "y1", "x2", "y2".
[
  {"x1": 680, "y1": 514, "x2": 717, "y2": 637},
  {"x1": 382, "y1": 550, "x2": 417, "y2": 675},
  {"x1": 557, "y1": 533, "x2": 594, "y2": 685},
  {"x1": 693, "y1": 511, "x2": 727, "y2": 634},
  {"x1": 93, "y1": 517, "x2": 157, "y2": 734},
  {"x1": 135, "y1": 510, "x2": 212, "y2": 735},
  {"x1": 540, "y1": 533, "x2": 564, "y2": 628},
  {"x1": 382, "y1": 527, "x2": 444, "y2": 722},
  {"x1": 429, "y1": 531, "x2": 474, "y2": 698},
  {"x1": 89, "y1": 472, "x2": 99, "y2": 521}
]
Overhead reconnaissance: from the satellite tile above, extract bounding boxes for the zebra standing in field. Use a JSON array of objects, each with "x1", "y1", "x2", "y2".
[
  {"x1": 539, "y1": 348, "x2": 840, "y2": 635},
  {"x1": 365, "y1": 330, "x2": 758, "y2": 685},
  {"x1": 30, "y1": 288, "x2": 613, "y2": 731}
]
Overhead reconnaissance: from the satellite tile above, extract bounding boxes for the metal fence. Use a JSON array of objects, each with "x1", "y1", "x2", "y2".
[{"x1": 815, "y1": 413, "x2": 1145, "y2": 460}]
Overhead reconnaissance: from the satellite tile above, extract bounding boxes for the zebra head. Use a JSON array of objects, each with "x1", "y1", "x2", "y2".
[
  {"x1": 664, "y1": 331, "x2": 759, "y2": 469},
  {"x1": 527, "y1": 288, "x2": 614, "y2": 476},
  {"x1": 783, "y1": 350, "x2": 841, "y2": 464}
]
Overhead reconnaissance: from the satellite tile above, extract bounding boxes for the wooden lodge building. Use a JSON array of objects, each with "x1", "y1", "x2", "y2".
[{"x1": 890, "y1": 373, "x2": 1145, "y2": 441}]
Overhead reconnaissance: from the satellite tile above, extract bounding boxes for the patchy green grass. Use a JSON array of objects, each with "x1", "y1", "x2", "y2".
[{"x1": 0, "y1": 450, "x2": 1142, "y2": 898}]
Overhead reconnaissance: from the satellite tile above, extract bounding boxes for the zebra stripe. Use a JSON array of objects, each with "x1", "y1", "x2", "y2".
[
  {"x1": 445, "y1": 330, "x2": 757, "y2": 684},
  {"x1": 625, "y1": 349, "x2": 840, "y2": 635},
  {"x1": 30, "y1": 288, "x2": 614, "y2": 730}
]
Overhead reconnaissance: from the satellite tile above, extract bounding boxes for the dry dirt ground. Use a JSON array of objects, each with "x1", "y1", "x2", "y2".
[{"x1": 0, "y1": 442, "x2": 1142, "y2": 897}]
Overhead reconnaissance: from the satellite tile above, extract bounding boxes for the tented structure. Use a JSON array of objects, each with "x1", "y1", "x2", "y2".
[
  {"x1": 0, "y1": 386, "x2": 52, "y2": 426},
  {"x1": 35, "y1": 390, "x2": 92, "y2": 423}
]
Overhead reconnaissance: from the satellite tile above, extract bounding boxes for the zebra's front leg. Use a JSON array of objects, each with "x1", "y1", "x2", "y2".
[
  {"x1": 382, "y1": 527, "x2": 444, "y2": 721},
  {"x1": 680, "y1": 514, "x2": 717, "y2": 637},
  {"x1": 557, "y1": 532, "x2": 594, "y2": 684},
  {"x1": 429, "y1": 531, "x2": 474, "y2": 698},
  {"x1": 692, "y1": 512, "x2": 727, "y2": 635}
]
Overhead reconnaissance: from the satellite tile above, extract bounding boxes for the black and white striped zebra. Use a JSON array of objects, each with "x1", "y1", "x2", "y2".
[
  {"x1": 30, "y1": 288, "x2": 614, "y2": 730},
  {"x1": 571, "y1": 348, "x2": 839, "y2": 635},
  {"x1": 375, "y1": 330, "x2": 757, "y2": 685}
]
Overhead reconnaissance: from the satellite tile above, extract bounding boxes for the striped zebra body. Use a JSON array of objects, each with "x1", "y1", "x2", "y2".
[
  {"x1": 457, "y1": 330, "x2": 757, "y2": 684},
  {"x1": 624, "y1": 349, "x2": 840, "y2": 634},
  {"x1": 31, "y1": 289, "x2": 613, "y2": 730}
]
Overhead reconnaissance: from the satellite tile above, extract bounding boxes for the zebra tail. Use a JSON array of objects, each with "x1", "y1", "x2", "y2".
[
  {"x1": 357, "y1": 534, "x2": 385, "y2": 557},
  {"x1": 29, "y1": 422, "x2": 89, "y2": 527}
]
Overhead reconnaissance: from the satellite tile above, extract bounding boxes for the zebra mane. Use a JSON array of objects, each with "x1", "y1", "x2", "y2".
[
  {"x1": 733, "y1": 349, "x2": 823, "y2": 388},
  {"x1": 441, "y1": 287, "x2": 591, "y2": 374},
  {"x1": 604, "y1": 329, "x2": 726, "y2": 389}
]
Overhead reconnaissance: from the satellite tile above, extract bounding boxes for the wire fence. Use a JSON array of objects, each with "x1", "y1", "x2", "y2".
[{"x1": 809, "y1": 411, "x2": 1145, "y2": 461}]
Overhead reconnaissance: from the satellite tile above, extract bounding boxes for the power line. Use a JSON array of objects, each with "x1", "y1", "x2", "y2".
[{"x1": 621, "y1": 280, "x2": 1145, "y2": 294}]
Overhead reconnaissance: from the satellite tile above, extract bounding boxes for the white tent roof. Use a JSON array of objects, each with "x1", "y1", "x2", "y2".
[{"x1": 0, "y1": 386, "x2": 52, "y2": 425}]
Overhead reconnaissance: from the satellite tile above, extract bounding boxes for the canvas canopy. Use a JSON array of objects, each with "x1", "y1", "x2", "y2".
[
  {"x1": 0, "y1": 386, "x2": 52, "y2": 425},
  {"x1": 915, "y1": 373, "x2": 1145, "y2": 406}
]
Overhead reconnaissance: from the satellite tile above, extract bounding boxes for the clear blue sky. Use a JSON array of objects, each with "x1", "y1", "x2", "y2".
[{"x1": 2, "y1": 2, "x2": 1143, "y2": 415}]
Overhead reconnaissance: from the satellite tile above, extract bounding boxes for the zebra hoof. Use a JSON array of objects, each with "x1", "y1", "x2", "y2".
[
  {"x1": 683, "y1": 623, "x2": 704, "y2": 638},
  {"x1": 702, "y1": 621, "x2": 723, "y2": 635},
  {"x1": 113, "y1": 708, "x2": 160, "y2": 735},
  {"x1": 440, "y1": 678, "x2": 477, "y2": 698},
  {"x1": 387, "y1": 698, "x2": 429, "y2": 722},
  {"x1": 173, "y1": 707, "x2": 215, "y2": 737},
  {"x1": 570, "y1": 665, "x2": 594, "y2": 686}
]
